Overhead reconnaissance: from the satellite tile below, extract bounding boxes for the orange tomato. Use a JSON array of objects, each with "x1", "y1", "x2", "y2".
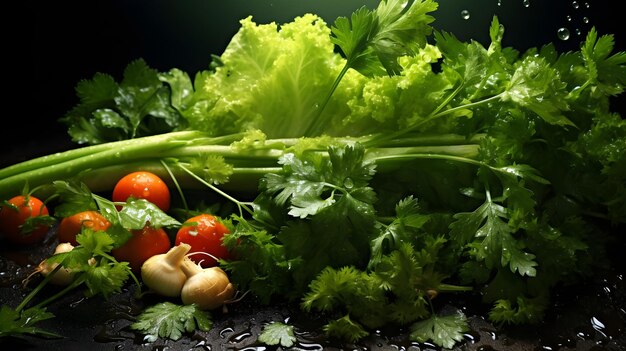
[
  {"x1": 111, "y1": 226, "x2": 171, "y2": 272},
  {"x1": 112, "y1": 171, "x2": 171, "y2": 212},
  {"x1": 0, "y1": 195, "x2": 52, "y2": 245},
  {"x1": 175, "y1": 214, "x2": 231, "y2": 267},
  {"x1": 57, "y1": 210, "x2": 111, "y2": 245}
]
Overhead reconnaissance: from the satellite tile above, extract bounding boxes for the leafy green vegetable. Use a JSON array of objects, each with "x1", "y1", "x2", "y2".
[
  {"x1": 0, "y1": 224, "x2": 139, "y2": 339},
  {"x1": 1, "y1": 0, "x2": 625, "y2": 348},
  {"x1": 61, "y1": 59, "x2": 188, "y2": 144},
  {"x1": 0, "y1": 306, "x2": 60, "y2": 339},
  {"x1": 258, "y1": 322, "x2": 296, "y2": 347},
  {"x1": 130, "y1": 302, "x2": 212, "y2": 342},
  {"x1": 410, "y1": 311, "x2": 468, "y2": 349}
]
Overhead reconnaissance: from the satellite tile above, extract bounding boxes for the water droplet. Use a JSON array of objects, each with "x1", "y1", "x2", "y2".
[
  {"x1": 461, "y1": 9, "x2": 470, "y2": 20},
  {"x1": 343, "y1": 177, "x2": 354, "y2": 189},
  {"x1": 591, "y1": 316, "x2": 608, "y2": 337},
  {"x1": 566, "y1": 15, "x2": 572, "y2": 21},
  {"x1": 572, "y1": 1, "x2": 580, "y2": 9},
  {"x1": 497, "y1": 0, "x2": 502, "y2": 6},
  {"x1": 70, "y1": 297, "x2": 86, "y2": 308},
  {"x1": 219, "y1": 327, "x2": 234, "y2": 338},
  {"x1": 523, "y1": 0, "x2": 530, "y2": 7},
  {"x1": 576, "y1": 28, "x2": 582, "y2": 36},
  {"x1": 582, "y1": 16, "x2": 589, "y2": 23},
  {"x1": 584, "y1": 2, "x2": 590, "y2": 8},
  {"x1": 557, "y1": 27, "x2": 571, "y2": 40},
  {"x1": 229, "y1": 330, "x2": 253, "y2": 343}
]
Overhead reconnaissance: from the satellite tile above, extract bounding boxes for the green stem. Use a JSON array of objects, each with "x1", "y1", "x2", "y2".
[
  {"x1": 31, "y1": 276, "x2": 86, "y2": 311},
  {"x1": 0, "y1": 131, "x2": 206, "y2": 180},
  {"x1": 430, "y1": 93, "x2": 502, "y2": 120},
  {"x1": 0, "y1": 135, "x2": 193, "y2": 199},
  {"x1": 365, "y1": 144, "x2": 481, "y2": 162},
  {"x1": 161, "y1": 160, "x2": 189, "y2": 212},
  {"x1": 178, "y1": 163, "x2": 255, "y2": 217},
  {"x1": 437, "y1": 283, "x2": 473, "y2": 292},
  {"x1": 304, "y1": 62, "x2": 351, "y2": 136},
  {"x1": 15, "y1": 263, "x2": 66, "y2": 312},
  {"x1": 365, "y1": 93, "x2": 502, "y2": 148}
]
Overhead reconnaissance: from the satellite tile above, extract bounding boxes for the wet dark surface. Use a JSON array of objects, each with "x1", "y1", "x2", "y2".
[
  {"x1": 0, "y1": 226, "x2": 624, "y2": 351},
  {"x1": 4, "y1": 1, "x2": 626, "y2": 350}
]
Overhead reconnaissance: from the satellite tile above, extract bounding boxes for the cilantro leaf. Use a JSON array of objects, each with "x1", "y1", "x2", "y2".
[
  {"x1": 450, "y1": 189, "x2": 538, "y2": 277},
  {"x1": 409, "y1": 311, "x2": 468, "y2": 349},
  {"x1": 83, "y1": 262, "x2": 131, "y2": 299},
  {"x1": 488, "y1": 295, "x2": 548, "y2": 325},
  {"x1": 577, "y1": 27, "x2": 626, "y2": 98},
  {"x1": 370, "y1": 196, "x2": 430, "y2": 268},
  {"x1": 264, "y1": 143, "x2": 376, "y2": 219},
  {"x1": 331, "y1": 0, "x2": 438, "y2": 76},
  {"x1": 60, "y1": 59, "x2": 186, "y2": 145},
  {"x1": 118, "y1": 198, "x2": 181, "y2": 230},
  {"x1": 258, "y1": 322, "x2": 296, "y2": 347},
  {"x1": 0, "y1": 306, "x2": 60, "y2": 339},
  {"x1": 323, "y1": 314, "x2": 369, "y2": 343},
  {"x1": 502, "y1": 55, "x2": 573, "y2": 127},
  {"x1": 131, "y1": 302, "x2": 212, "y2": 343},
  {"x1": 52, "y1": 180, "x2": 100, "y2": 217},
  {"x1": 187, "y1": 154, "x2": 234, "y2": 185}
]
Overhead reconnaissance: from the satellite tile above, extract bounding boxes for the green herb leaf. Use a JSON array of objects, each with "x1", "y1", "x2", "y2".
[
  {"x1": 118, "y1": 198, "x2": 181, "y2": 229},
  {"x1": 323, "y1": 314, "x2": 369, "y2": 343},
  {"x1": 258, "y1": 322, "x2": 296, "y2": 347},
  {"x1": 131, "y1": 302, "x2": 212, "y2": 342},
  {"x1": 331, "y1": 0, "x2": 438, "y2": 76},
  {"x1": 409, "y1": 311, "x2": 468, "y2": 349},
  {"x1": 0, "y1": 306, "x2": 60, "y2": 339}
]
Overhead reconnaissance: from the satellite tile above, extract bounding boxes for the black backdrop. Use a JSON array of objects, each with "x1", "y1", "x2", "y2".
[{"x1": 5, "y1": 0, "x2": 624, "y2": 167}]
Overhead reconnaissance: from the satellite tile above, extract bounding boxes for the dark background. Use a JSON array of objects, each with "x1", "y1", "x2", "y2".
[{"x1": 5, "y1": 0, "x2": 624, "y2": 167}]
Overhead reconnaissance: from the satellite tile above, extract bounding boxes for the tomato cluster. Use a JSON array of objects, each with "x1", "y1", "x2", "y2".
[{"x1": 0, "y1": 171, "x2": 233, "y2": 274}]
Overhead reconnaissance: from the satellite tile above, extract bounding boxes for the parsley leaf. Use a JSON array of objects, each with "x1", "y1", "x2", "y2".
[
  {"x1": 324, "y1": 314, "x2": 369, "y2": 343},
  {"x1": 450, "y1": 188, "x2": 538, "y2": 277},
  {"x1": 331, "y1": 0, "x2": 438, "y2": 76},
  {"x1": 131, "y1": 302, "x2": 212, "y2": 343},
  {"x1": 258, "y1": 322, "x2": 296, "y2": 347},
  {"x1": 0, "y1": 306, "x2": 60, "y2": 339},
  {"x1": 60, "y1": 59, "x2": 186, "y2": 145},
  {"x1": 264, "y1": 143, "x2": 376, "y2": 219},
  {"x1": 409, "y1": 310, "x2": 468, "y2": 349}
]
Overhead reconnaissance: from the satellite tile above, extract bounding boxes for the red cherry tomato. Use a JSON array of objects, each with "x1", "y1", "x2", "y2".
[
  {"x1": 111, "y1": 226, "x2": 171, "y2": 273},
  {"x1": 57, "y1": 210, "x2": 111, "y2": 246},
  {"x1": 0, "y1": 195, "x2": 52, "y2": 245},
  {"x1": 112, "y1": 171, "x2": 171, "y2": 212},
  {"x1": 175, "y1": 214, "x2": 231, "y2": 267}
]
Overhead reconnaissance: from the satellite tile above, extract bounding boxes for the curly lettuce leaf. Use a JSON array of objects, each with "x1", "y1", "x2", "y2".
[{"x1": 189, "y1": 14, "x2": 355, "y2": 138}]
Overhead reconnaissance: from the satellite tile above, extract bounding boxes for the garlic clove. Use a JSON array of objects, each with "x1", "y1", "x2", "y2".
[{"x1": 140, "y1": 243, "x2": 191, "y2": 297}]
